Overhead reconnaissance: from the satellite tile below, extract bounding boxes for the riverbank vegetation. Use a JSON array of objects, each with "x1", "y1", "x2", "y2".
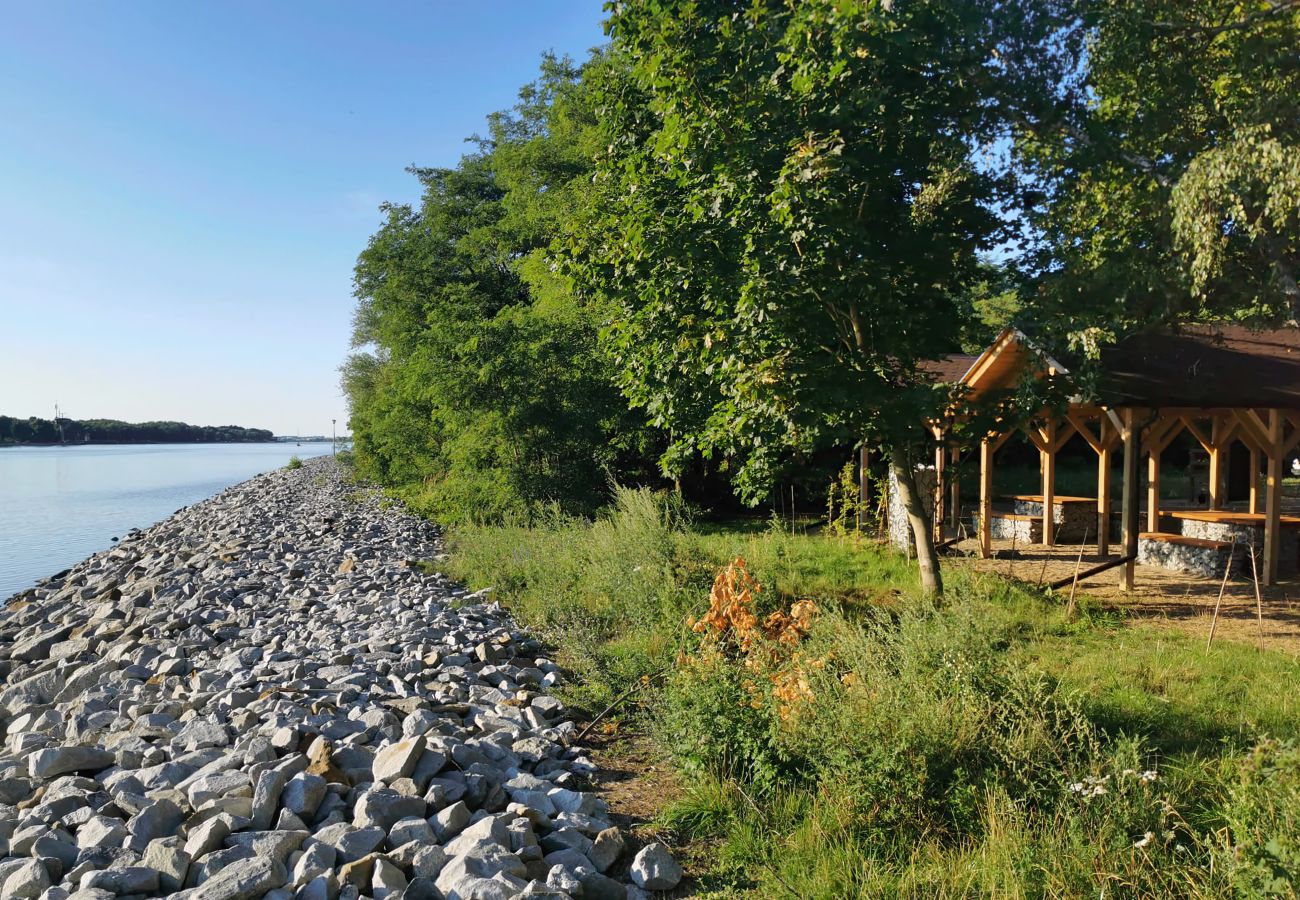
[
  {"x1": 0, "y1": 415, "x2": 273, "y2": 445},
  {"x1": 447, "y1": 490, "x2": 1300, "y2": 897},
  {"x1": 343, "y1": 1, "x2": 1300, "y2": 894},
  {"x1": 341, "y1": 0, "x2": 1299, "y2": 593}
]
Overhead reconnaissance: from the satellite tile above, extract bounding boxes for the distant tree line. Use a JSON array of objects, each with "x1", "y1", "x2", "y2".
[{"x1": 0, "y1": 416, "x2": 274, "y2": 445}]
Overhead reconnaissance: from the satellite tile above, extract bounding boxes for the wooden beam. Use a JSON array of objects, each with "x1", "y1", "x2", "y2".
[
  {"x1": 1208, "y1": 416, "x2": 1224, "y2": 510},
  {"x1": 1250, "y1": 446, "x2": 1261, "y2": 514},
  {"x1": 1284, "y1": 416, "x2": 1300, "y2": 457},
  {"x1": 1048, "y1": 555, "x2": 1135, "y2": 591},
  {"x1": 1142, "y1": 413, "x2": 1184, "y2": 457},
  {"x1": 1121, "y1": 408, "x2": 1139, "y2": 590},
  {"x1": 949, "y1": 446, "x2": 960, "y2": 530},
  {"x1": 1042, "y1": 418, "x2": 1057, "y2": 546},
  {"x1": 1067, "y1": 411, "x2": 1103, "y2": 454},
  {"x1": 979, "y1": 438, "x2": 994, "y2": 559},
  {"x1": 1147, "y1": 446, "x2": 1162, "y2": 533},
  {"x1": 1180, "y1": 415, "x2": 1212, "y2": 453},
  {"x1": 1234, "y1": 409, "x2": 1271, "y2": 453},
  {"x1": 933, "y1": 440, "x2": 946, "y2": 543},
  {"x1": 1098, "y1": 416, "x2": 1112, "y2": 556},
  {"x1": 1265, "y1": 410, "x2": 1284, "y2": 586},
  {"x1": 1051, "y1": 416, "x2": 1077, "y2": 453}
]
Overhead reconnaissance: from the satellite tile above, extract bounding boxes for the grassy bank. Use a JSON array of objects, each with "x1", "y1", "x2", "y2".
[{"x1": 445, "y1": 489, "x2": 1300, "y2": 898}]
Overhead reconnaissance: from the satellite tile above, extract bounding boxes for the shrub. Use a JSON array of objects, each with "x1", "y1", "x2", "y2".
[
  {"x1": 286, "y1": 455, "x2": 303, "y2": 470},
  {"x1": 1220, "y1": 738, "x2": 1300, "y2": 893}
]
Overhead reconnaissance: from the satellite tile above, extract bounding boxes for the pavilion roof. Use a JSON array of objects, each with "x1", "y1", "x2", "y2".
[{"x1": 923, "y1": 324, "x2": 1300, "y2": 410}]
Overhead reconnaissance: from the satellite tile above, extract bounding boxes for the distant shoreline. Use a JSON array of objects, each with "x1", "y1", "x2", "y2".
[{"x1": 0, "y1": 438, "x2": 334, "y2": 448}]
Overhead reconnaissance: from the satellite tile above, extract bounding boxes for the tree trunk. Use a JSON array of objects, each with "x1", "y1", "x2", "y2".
[{"x1": 890, "y1": 445, "x2": 943, "y2": 598}]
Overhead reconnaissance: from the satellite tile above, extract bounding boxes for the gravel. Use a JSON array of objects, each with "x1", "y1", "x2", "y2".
[{"x1": 0, "y1": 458, "x2": 679, "y2": 899}]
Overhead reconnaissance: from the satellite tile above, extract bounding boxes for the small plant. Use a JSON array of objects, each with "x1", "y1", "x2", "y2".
[{"x1": 286, "y1": 455, "x2": 303, "y2": 470}]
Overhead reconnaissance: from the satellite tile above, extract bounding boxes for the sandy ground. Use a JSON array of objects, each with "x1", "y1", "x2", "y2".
[{"x1": 950, "y1": 537, "x2": 1300, "y2": 652}]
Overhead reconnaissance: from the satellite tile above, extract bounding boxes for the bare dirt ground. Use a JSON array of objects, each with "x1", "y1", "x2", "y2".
[
  {"x1": 951, "y1": 537, "x2": 1300, "y2": 652},
  {"x1": 580, "y1": 728, "x2": 705, "y2": 897}
]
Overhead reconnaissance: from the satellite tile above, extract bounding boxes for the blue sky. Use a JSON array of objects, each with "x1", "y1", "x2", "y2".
[{"x1": 0, "y1": 1, "x2": 607, "y2": 435}]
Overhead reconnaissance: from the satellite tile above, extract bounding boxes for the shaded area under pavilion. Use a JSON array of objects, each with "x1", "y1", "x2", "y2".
[{"x1": 918, "y1": 325, "x2": 1300, "y2": 589}]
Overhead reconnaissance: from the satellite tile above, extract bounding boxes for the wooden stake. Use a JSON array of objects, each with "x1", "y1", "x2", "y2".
[
  {"x1": 1249, "y1": 543, "x2": 1265, "y2": 633},
  {"x1": 1065, "y1": 526, "x2": 1091, "y2": 618},
  {"x1": 1207, "y1": 542, "x2": 1237, "y2": 650}
]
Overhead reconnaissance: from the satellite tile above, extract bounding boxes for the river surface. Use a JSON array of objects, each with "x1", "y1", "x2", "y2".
[{"x1": 0, "y1": 442, "x2": 334, "y2": 599}]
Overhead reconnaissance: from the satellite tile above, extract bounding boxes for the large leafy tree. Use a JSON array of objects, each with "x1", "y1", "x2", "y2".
[
  {"x1": 1020, "y1": 0, "x2": 1300, "y2": 343},
  {"x1": 566, "y1": 0, "x2": 1050, "y2": 595},
  {"x1": 343, "y1": 55, "x2": 659, "y2": 522}
]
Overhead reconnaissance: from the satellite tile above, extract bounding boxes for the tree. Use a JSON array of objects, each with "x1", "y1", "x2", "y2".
[
  {"x1": 565, "y1": 0, "x2": 1045, "y2": 595},
  {"x1": 342, "y1": 54, "x2": 663, "y2": 522},
  {"x1": 1018, "y1": 0, "x2": 1300, "y2": 342}
]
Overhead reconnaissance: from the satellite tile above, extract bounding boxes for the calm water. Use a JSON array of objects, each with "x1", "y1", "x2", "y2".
[{"x1": 0, "y1": 442, "x2": 334, "y2": 599}]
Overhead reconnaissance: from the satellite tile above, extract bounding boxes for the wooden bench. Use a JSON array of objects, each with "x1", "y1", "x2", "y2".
[
  {"x1": 1138, "y1": 531, "x2": 1236, "y2": 578},
  {"x1": 1006, "y1": 495, "x2": 1097, "y2": 542},
  {"x1": 1166, "y1": 511, "x2": 1300, "y2": 577},
  {"x1": 1139, "y1": 532, "x2": 1230, "y2": 551},
  {"x1": 979, "y1": 511, "x2": 1042, "y2": 543}
]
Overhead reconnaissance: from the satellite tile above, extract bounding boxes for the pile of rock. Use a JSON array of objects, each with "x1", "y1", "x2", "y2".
[{"x1": 0, "y1": 459, "x2": 682, "y2": 899}]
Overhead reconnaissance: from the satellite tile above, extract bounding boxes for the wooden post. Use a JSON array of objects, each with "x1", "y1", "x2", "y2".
[
  {"x1": 949, "y1": 446, "x2": 960, "y2": 531},
  {"x1": 1121, "y1": 408, "x2": 1139, "y2": 590},
  {"x1": 1250, "y1": 447, "x2": 1261, "y2": 513},
  {"x1": 979, "y1": 438, "x2": 993, "y2": 559},
  {"x1": 1208, "y1": 416, "x2": 1223, "y2": 510},
  {"x1": 858, "y1": 445, "x2": 870, "y2": 529},
  {"x1": 1042, "y1": 419, "x2": 1056, "y2": 546},
  {"x1": 933, "y1": 438, "x2": 946, "y2": 543},
  {"x1": 1264, "y1": 410, "x2": 1283, "y2": 586},
  {"x1": 1097, "y1": 416, "x2": 1112, "y2": 556},
  {"x1": 1147, "y1": 447, "x2": 1162, "y2": 533}
]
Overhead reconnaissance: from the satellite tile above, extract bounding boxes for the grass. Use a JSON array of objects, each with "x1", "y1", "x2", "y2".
[
  {"x1": 285, "y1": 454, "x2": 303, "y2": 470},
  {"x1": 445, "y1": 487, "x2": 1300, "y2": 897}
]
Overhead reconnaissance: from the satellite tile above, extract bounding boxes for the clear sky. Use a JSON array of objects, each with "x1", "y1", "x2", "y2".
[{"x1": 0, "y1": 1, "x2": 607, "y2": 436}]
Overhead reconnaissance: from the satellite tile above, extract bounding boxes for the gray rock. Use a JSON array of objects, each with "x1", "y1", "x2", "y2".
[
  {"x1": 189, "y1": 855, "x2": 286, "y2": 899},
  {"x1": 314, "y1": 822, "x2": 386, "y2": 863},
  {"x1": 589, "y1": 826, "x2": 625, "y2": 873},
  {"x1": 28, "y1": 746, "x2": 114, "y2": 779},
  {"x1": 79, "y1": 866, "x2": 161, "y2": 894},
  {"x1": 142, "y1": 836, "x2": 191, "y2": 892},
  {"x1": 280, "y1": 771, "x2": 326, "y2": 820},
  {"x1": 581, "y1": 870, "x2": 629, "y2": 900},
  {"x1": 629, "y1": 842, "x2": 682, "y2": 891},
  {"x1": 3, "y1": 859, "x2": 50, "y2": 899},
  {"x1": 372, "y1": 736, "x2": 426, "y2": 783},
  {"x1": 432, "y1": 800, "x2": 472, "y2": 841}
]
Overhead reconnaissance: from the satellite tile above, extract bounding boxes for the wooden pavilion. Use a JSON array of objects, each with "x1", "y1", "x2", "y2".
[{"x1": 925, "y1": 326, "x2": 1300, "y2": 587}]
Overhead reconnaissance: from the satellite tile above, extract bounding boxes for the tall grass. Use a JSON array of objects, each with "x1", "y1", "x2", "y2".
[{"x1": 446, "y1": 487, "x2": 1300, "y2": 897}]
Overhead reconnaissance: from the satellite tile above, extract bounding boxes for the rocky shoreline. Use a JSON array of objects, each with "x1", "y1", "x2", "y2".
[{"x1": 0, "y1": 458, "x2": 680, "y2": 900}]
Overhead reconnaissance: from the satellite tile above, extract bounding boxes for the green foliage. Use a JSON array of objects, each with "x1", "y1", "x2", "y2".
[
  {"x1": 824, "y1": 461, "x2": 867, "y2": 539},
  {"x1": 1220, "y1": 739, "x2": 1300, "y2": 894},
  {"x1": 1020, "y1": 0, "x2": 1300, "y2": 338},
  {"x1": 566, "y1": 0, "x2": 1042, "y2": 501},
  {"x1": 285, "y1": 455, "x2": 303, "y2": 470},
  {"x1": 450, "y1": 509, "x2": 1300, "y2": 896},
  {"x1": 342, "y1": 54, "x2": 662, "y2": 524}
]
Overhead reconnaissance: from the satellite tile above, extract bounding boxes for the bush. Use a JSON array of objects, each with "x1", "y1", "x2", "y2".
[
  {"x1": 1220, "y1": 739, "x2": 1300, "y2": 893},
  {"x1": 286, "y1": 455, "x2": 303, "y2": 470},
  {"x1": 446, "y1": 496, "x2": 1300, "y2": 896}
]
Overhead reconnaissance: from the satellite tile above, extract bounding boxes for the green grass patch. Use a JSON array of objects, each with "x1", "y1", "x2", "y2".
[{"x1": 445, "y1": 487, "x2": 1300, "y2": 897}]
